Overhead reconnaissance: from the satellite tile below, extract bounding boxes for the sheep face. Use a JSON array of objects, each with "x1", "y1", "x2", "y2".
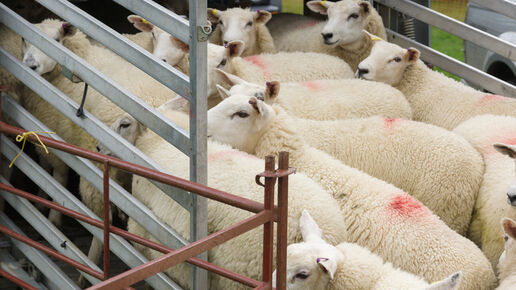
[
  {"x1": 499, "y1": 218, "x2": 516, "y2": 270},
  {"x1": 208, "y1": 8, "x2": 271, "y2": 54},
  {"x1": 307, "y1": 0, "x2": 371, "y2": 46},
  {"x1": 97, "y1": 114, "x2": 144, "y2": 157},
  {"x1": 127, "y1": 15, "x2": 189, "y2": 65},
  {"x1": 494, "y1": 143, "x2": 516, "y2": 206},
  {"x1": 22, "y1": 20, "x2": 77, "y2": 75},
  {"x1": 207, "y1": 94, "x2": 275, "y2": 153},
  {"x1": 356, "y1": 40, "x2": 420, "y2": 86},
  {"x1": 208, "y1": 41, "x2": 244, "y2": 98},
  {"x1": 273, "y1": 210, "x2": 342, "y2": 289}
]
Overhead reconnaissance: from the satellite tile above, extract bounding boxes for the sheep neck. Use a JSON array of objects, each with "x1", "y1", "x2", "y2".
[
  {"x1": 328, "y1": 246, "x2": 383, "y2": 290},
  {"x1": 498, "y1": 253, "x2": 516, "y2": 282},
  {"x1": 336, "y1": 32, "x2": 373, "y2": 70}
]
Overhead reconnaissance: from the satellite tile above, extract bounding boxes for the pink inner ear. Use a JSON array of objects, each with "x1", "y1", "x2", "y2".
[
  {"x1": 504, "y1": 220, "x2": 516, "y2": 239},
  {"x1": 359, "y1": 2, "x2": 370, "y2": 13}
]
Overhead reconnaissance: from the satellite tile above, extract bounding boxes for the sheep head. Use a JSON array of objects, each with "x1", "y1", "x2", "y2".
[
  {"x1": 356, "y1": 40, "x2": 420, "y2": 86},
  {"x1": 208, "y1": 41, "x2": 244, "y2": 97},
  {"x1": 273, "y1": 210, "x2": 342, "y2": 290},
  {"x1": 494, "y1": 143, "x2": 516, "y2": 206},
  {"x1": 97, "y1": 114, "x2": 145, "y2": 157},
  {"x1": 207, "y1": 93, "x2": 275, "y2": 153},
  {"x1": 307, "y1": 0, "x2": 371, "y2": 46},
  {"x1": 22, "y1": 19, "x2": 77, "y2": 75},
  {"x1": 215, "y1": 69, "x2": 279, "y2": 104},
  {"x1": 498, "y1": 218, "x2": 516, "y2": 279},
  {"x1": 207, "y1": 7, "x2": 271, "y2": 56}
]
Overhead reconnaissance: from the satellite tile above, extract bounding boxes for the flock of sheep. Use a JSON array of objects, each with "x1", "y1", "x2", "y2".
[{"x1": 1, "y1": 0, "x2": 516, "y2": 289}]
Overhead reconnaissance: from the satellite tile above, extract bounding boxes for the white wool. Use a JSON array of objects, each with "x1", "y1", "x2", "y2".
[
  {"x1": 358, "y1": 40, "x2": 516, "y2": 130},
  {"x1": 268, "y1": 0, "x2": 386, "y2": 71},
  {"x1": 453, "y1": 115, "x2": 516, "y2": 268},
  {"x1": 496, "y1": 218, "x2": 516, "y2": 290},
  {"x1": 206, "y1": 94, "x2": 497, "y2": 289},
  {"x1": 0, "y1": 23, "x2": 23, "y2": 103}
]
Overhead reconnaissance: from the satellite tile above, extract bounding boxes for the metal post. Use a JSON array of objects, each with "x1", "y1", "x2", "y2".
[
  {"x1": 262, "y1": 156, "x2": 275, "y2": 286},
  {"x1": 276, "y1": 152, "x2": 289, "y2": 290},
  {"x1": 189, "y1": 0, "x2": 209, "y2": 288},
  {"x1": 103, "y1": 160, "x2": 110, "y2": 280}
]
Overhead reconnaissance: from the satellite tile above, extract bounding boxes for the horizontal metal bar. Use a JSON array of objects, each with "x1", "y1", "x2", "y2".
[
  {"x1": 0, "y1": 48, "x2": 194, "y2": 212},
  {"x1": 0, "y1": 175, "x2": 100, "y2": 287},
  {"x1": 0, "y1": 249, "x2": 45, "y2": 289},
  {"x1": 0, "y1": 94, "x2": 190, "y2": 249},
  {"x1": 387, "y1": 29, "x2": 516, "y2": 98},
  {"x1": 35, "y1": 0, "x2": 191, "y2": 98},
  {"x1": 113, "y1": 0, "x2": 190, "y2": 43},
  {"x1": 89, "y1": 210, "x2": 272, "y2": 290},
  {"x1": 0, "y1": 137, "x2": 181, "y2": 289},
  {"x1": 470, "y1": 0, "x2": 516, "y2": 20},
  {"x1": 376, "y1": 0, "x2": 516, "y2": 60},
  {"x1": 0, "y1": 3, "x2": 192, "y2": 157}
]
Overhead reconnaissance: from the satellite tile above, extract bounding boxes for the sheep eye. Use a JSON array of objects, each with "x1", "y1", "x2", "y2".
[
  {"x1": 393, "y1": 56, "x2": 402, "y2": 62},
  {"x1": 246, "y1": 21, "x2": 253, "y2": 27},
  {"x1": 120, "y1": 123, "x2": 131, "y2": 129},
  {"x1": 295, "y1": 272, "x2": 309, "y2": 280},
  {"x1": 217, "y1": 58, "x2": 227, "y2": 68},
  {"x1": 348, "y1": 13, "x2": 359, "y2": 20},
  {"x1": 504, "y1": 235, "x2": 509, "y2": 242},
  {"x1": 151, "y1": 31, "x2": 155, "y2": 39},
  {"x1": 232, "y1": 111, "x2": 249, "y2": 118},
  {"x1": 219, "y1": 21, "x2": 224, "y2": 26}
]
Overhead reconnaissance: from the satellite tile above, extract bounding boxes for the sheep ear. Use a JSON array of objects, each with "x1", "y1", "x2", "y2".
[
  {"x1": 502, "y1": 218, "x2": 516, "y2": 240},
  {"x1": 358, "y1": 1, "x2": 371, "y2": 15},
  {"x1": 494, "y1": 143, "x2": 516, "y2": 159},
  {"x1": 172, "y1": 37, "x2": 190, "y2": 52},
  {"x1": 425, "y1": 272, "x2": 462, "y2": 290},
  {"x1": 265, "y1": 81, "x2": 280, "y2": 103},
  {"x1": 127, "y1": 15, "x2": 154, "y2": 32},
  {"x1": 300, "y1": 210, "x2": 324, "y2": 243},
  {"x1": 255, "y1": 10, "x2": 272, "y2": 24},
  {"x1": 226, "y1": 40, "x2": 245, "y2": 58},
  {"x1": 59, "y1": 22, "x2": 77, "y2": 39},
  {"x1": 317, "y1": 258, "x2": 337, "y2": 280},
  {"x1": 216, "y1": 84, "x2": 231, "y2": 99},
  {"x1": 306, "y1": 1, "x2": 333, "y2": 15},
  {"x1": 405, "y1": 48, "x2": 420, "y2": 63},
  {"x1": 158, "y1": 96, "x2": 188, "y2": 112},
  {"x1": 216, "y1": 69, "x2": 245, "y2": 87},
  {"x1": 207, "y1": 8, "x2": 220, "y2": 23}
]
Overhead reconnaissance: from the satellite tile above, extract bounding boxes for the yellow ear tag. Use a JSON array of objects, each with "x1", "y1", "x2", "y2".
[
  {"x1": 370, "y1": 36, "x2": 382, "y2": 41},
  {"x1": 9, "y1": 131, "x2": 55, "y2": 168},
  {"x1": 141, "y1": 18, "x2": 149, "y2": 25},
  {"x1": 212, "y1": 9, "x2": 217, "y2": 15},
  {"x1": 321, "y1": 0, "x2": 327, "y2": 7}
]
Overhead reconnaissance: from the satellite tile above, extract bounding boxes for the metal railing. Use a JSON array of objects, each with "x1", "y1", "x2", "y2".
[
  {"x1": 0, "y1": 111, "x2": 291, "y2": 289},
  {"x1": 375, "y1": 0, "x2": 516, "y2": 98},
  {"x1": 0, "y1": 0, "x2": 210, "y2": 287}
]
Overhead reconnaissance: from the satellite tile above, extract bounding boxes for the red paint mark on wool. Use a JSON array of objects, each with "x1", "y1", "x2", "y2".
[
  {"x1": 388, "y1": 194, "x2": 430, "y2": 219},
  {"x1": 384, "y1": 118, "x2": 400, "y2": 130},
  {"x1": 208, "y1": 150, "x2": 260, "y2": 161},
  {"x1": 300, "y1": 21, "x2": 318, "y2": 29},
  {"x1": 483, "y1": 135, "x2": 516, "y2": 156},
  {"x1": 478, "y1": 94, "x2": 509, "y2": 104},
  {"x1": 302, "y1": 81, "x2": 323, "y2": 90},
  {"x1": 244, "y1": 55, "x2": 271, "y2": 79}
]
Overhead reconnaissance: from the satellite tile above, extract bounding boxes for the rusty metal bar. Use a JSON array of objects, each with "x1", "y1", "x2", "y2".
[
  {"x1": 261, "y1": 156, "x2": 275, "y2": 287},
  {"x1": 87, "y1": 210, "x2": 273, "y2": 289},
  {"x1": 103, "y1": 161, "x2": 110, "y2": 280},
  {"x1": 0, "y1": 122, "x2": 266, "y2": 215},
  {"x1": 0, "y1": 268, "x2": 38, "y2": 290},
  {"x1": 0, "y1": 223, "x2": 105, "y2": 280},
  {"x1": 253, "y1": 282, "x2": 271, "y2": 290},
  {"x1": 276, "y1": 152, "x2": 290, "y2": 290}
]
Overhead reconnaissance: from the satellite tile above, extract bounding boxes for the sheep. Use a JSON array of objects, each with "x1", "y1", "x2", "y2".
[
  {"x1": 97, "y1": 109, "x2": 351, "y2": 289},
  {"x1": 357, "y1": 40, "x2": 516, "y2": 130},
  {"x1": 497, "y1": 218, "x2": 516, "y2": 290},
  {"x1": 452, "y1": 114, "x2": 516, "y2": 269},
  {"x1": 206, "y1": 94, "x2": 497, "y2": 290},
  {"x1": 207, "y1": 7, "x2": 275, "y2": 56},
  {"x1": 215, "y1": 70, "x2": 413, "y2": 120},
  {"x1": 0, "y1": 23, "x2": 23, "y2": 103},
  {"x1": 268, "y1": 0, "x2": 386, "y2": 71},
  {"x1": 274, "y1": 210, "x2": 463, "y2": 290}
]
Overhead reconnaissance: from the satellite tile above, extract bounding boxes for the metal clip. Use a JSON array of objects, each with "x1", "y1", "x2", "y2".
[{"x1": 197, "y1": 25, "x2": 212, "y2": 42}]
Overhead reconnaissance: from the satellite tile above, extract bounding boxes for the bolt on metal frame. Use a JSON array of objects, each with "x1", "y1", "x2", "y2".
[{"x1": 0, "y1": 113, "x2": 291, "y2": 289}]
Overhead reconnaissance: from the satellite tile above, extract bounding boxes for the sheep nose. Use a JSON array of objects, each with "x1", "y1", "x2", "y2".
[
  {"x1": 223, "y1": 40, "x2": 228, "y2": 46},
  {"x1": 357, "y1": 68, "x2": 369, "y2": 77},
  {"x1": 29, "y1": 65, "x2": 38, "y2": 71},
  {"x1": 321, "y1": 33, "x2": 333, "y2": 41},
  {"x1": 508, "y1": 192, "x2": 516, "y2": 205},
  {"x1": 161, "y1": 58, "x2": 167, "y2": 63},
  {"x1": 96, "y1": 145, "x2": 101, "y2": 152}
]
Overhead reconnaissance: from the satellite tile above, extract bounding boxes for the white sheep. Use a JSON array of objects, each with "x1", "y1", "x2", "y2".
[
  {"x1": 0, "y1": 23, "x2": 23, "y2": 103},
  {"x1": 207, "y1": 7, "x2": 275, "y2": 56},
  {"x1": 215, "y1": 70, "x2": 413, "y2": 120},
  {"x1": 452, "y1": 114, "x2": 516, "y2": 269},
  {"x1": 357, "y1": 40, "x2": 516, "y2": 130},
  {"x1": 497, "y1": 217, "x2": 516, "y2": 290},
  {"x1": 207, "y1": 94, "x2": 497, "y2": 290},
  {"x1": 268, "y1": 0, "x2": 386, "y2": 71},
  {"x1": 101, "y1": 109, "x2": 351, "y2": 289},
  {"x1": 275, "y1": 210, "x2": 462, "y2": 290}
]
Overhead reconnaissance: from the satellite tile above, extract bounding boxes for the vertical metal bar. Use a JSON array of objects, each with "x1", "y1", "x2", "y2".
[
  {"x1": 276, "y1": 152, "x2": 289, "y2": 290},
  {"x1": 189, "y1": 0, "x2": 209, "y2": 288},
  {"x1": 262, "y1": 156, "x2": 275, "y2": 286},
  {"x1": 103, "y1": 160, "x2": 110, "y2": 280}
]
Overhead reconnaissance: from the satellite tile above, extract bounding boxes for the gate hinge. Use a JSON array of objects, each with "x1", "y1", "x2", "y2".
[{"x1": 197, "y1": 25, "x2": 212, "y2": 42}]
